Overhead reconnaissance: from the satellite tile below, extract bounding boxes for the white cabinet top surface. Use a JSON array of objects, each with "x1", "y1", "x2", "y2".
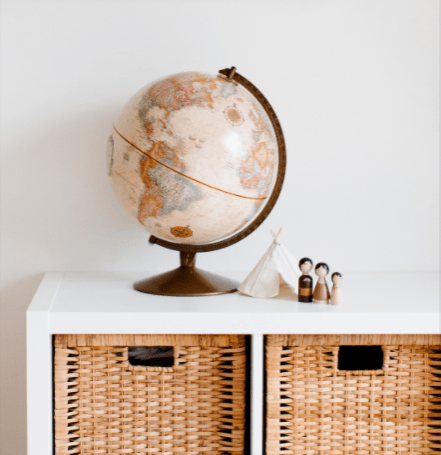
[{"x1": 28, "y1": 271, "x2": 440, "y2": 334}]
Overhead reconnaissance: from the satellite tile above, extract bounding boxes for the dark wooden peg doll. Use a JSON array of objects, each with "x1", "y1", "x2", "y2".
[
  {"x1": 313, "y1": 262, "x2": 330, "y2": 304},
  {"x1": 298, "y1": 257, "x2": 314, "y2": 303}
]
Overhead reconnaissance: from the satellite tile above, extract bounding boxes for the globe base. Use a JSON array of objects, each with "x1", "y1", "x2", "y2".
[{"x1": 133, "y1": 252, "x2": 240, "y2": 296}]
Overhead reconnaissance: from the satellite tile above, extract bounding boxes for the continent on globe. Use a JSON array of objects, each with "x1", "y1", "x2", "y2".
[{"x1": 108, "y1": 71, "x2": 279, "y2": 245}]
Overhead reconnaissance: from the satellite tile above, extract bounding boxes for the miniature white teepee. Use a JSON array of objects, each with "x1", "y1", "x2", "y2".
[{"x1": 238, "y1": 229, "x2": 300, "y2": 299}]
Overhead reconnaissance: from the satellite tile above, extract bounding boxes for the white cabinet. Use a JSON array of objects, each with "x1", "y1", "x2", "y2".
[{"x1": 27, "y1": 271, "x2": 440, "y2": 455}]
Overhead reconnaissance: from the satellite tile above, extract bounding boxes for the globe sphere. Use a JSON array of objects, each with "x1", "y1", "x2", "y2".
[{"x1": 107, "y1": 71, "x2": 279, "y2": 245}]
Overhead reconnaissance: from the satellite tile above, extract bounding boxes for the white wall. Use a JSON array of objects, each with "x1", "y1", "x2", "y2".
[{"x1": 1, "y1": 0, "x2": 438, "y2": 452}]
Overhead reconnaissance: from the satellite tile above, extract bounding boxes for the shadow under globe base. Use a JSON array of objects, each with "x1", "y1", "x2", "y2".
[{"x1": 133, "y1": 251, "x2": 239, "y2": 296}]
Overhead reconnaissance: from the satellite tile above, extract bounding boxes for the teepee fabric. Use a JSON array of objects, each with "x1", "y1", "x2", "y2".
[{"x1": 238, "y1": 229, "x2": 299, "y2": 299}]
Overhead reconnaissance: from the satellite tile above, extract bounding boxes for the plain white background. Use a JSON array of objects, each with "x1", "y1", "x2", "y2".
[{"x1": 1, "y1": 0, "x2": 439, "y2": 452}]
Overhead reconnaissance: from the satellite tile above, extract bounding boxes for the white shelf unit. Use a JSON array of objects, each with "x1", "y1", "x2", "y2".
[{"x1": 27, "y1": 271, "x2": 440, "y2": 455}]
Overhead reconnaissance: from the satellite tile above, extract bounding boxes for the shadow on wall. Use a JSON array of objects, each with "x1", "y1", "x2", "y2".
[
  {"x1": 2, "y1": 104, "x2": 154, "y2": 272},
  {"x1": 0, "y1": 273, "x2": 44, "y2": 453}
]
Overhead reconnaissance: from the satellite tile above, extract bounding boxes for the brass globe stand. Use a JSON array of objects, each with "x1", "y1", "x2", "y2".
[
  {"x1": 133, "y1": 67, "x2": 286, "y2": 297},
  {"x1": 134, "y1": 251, "x2": 239, "y2": 296}
]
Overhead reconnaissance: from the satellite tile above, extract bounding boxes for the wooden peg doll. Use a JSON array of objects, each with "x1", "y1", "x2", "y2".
[
  {"x1": 330, "y1": 272, "x2": 343, "y2": 305},
  {"x1": 313, "y1": 262, "x2": 330, "y2": 304},
  {"x1": 298, "y1": 257, "x2": 313, "y2": 303}
]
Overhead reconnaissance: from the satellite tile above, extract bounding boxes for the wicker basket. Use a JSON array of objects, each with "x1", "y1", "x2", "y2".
[
  {"x1": 266, "y1": 335, "x2": 441, "y2": 455},
  {"x1": 54, "y1": 334, "x2": 247, "y2": 455}
]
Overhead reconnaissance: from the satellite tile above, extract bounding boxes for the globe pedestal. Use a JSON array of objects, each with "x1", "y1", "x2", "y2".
[{"x1": 134, "y1": 252, "x2": 240, "y2": 296}]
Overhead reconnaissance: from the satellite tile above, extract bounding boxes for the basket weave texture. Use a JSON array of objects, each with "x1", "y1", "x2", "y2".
[
  {"x1": 266, "y1": 335, "x2": 441, "y2": 455},
  {"x1": 54, "y1": 334, "x2": 246, "y2": 455}
]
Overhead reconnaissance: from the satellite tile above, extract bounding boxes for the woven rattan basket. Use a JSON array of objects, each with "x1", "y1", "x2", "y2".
[
  {"x1": 266, "y1": 334, "x2": 441, "y2": 455},
  {"x1": 54, "y1": 334, "x2": 247, "y2": 455}
]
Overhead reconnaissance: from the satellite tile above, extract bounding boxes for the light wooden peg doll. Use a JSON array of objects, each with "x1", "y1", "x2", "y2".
[
  {"x1": 298, "y1": 257, "x2": 313, "y2": 303},
  {"x1": 330, "y1": 272, "x2": 343, "y2": 305},
  {"x1": 313, "y1": 262, "x2": 330, "y2": 304}
]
